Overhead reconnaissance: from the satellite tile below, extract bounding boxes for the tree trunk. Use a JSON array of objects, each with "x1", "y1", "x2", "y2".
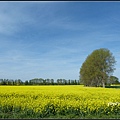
[{"x1": 102, "y1": 81, "x2": 105, "y2": 88}]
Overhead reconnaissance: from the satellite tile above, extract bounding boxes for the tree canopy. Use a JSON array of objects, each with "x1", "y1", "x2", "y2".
[{"x1": 79, "y1": 48, "x2": 116, "y2": 87}]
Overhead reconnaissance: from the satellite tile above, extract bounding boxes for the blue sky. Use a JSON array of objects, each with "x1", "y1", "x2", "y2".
[{"x1": 0, "y1": 2, "x2": 120, "y2": 81}]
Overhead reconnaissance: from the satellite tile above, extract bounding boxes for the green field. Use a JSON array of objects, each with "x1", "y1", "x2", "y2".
[{"x1": 0, "y1": 85, "x2": 120, "y2": 119}]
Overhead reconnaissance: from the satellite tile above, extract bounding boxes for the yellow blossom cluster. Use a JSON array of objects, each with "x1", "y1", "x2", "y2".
[{"x1": 0, "y1": 85, "x2": 120, "y2": 117}]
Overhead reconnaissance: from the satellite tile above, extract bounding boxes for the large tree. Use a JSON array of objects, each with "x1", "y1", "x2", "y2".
[{"x1": 79, "y1": 48, "x2": 116, "y2": 87}]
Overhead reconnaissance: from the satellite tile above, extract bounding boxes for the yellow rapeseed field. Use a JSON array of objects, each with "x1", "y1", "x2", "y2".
[{"x1": 0, "y1": 85, "x2": 120, "y2": 118}]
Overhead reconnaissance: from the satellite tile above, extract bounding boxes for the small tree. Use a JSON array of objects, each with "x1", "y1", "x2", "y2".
[
  {"x1": 109, "y1": 76, "x2": 119, "y2": 85},
  {"x1": 80, "y1": 48, "x2": 116, "y2": 87},
  {"x1": 25, "y1": 80, "x2": 29, "y2": 85}
]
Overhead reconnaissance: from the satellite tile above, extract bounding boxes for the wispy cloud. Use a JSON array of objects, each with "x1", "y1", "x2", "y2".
[{"x1": 0, "y1": 2, "x2": 35, "y2": 36}]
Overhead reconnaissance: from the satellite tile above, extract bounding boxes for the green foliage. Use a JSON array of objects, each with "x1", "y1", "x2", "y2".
[
  {"x1": 0, "y1": 78, "x2": 80, "y2": 86},
  {"x1": 80, "y1": 48, "x2": 116, "y2": 87},
  {"x1": 0, "y1": 103, "x2": 120, "y2": 119},
  {"x1": 109, "y1": 75, "x2": 119, "y2": 84}
]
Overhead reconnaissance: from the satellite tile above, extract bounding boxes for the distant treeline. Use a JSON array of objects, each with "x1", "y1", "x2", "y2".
[{"x1": 0, "y1": 78, "x2": 80, "y2": 85}]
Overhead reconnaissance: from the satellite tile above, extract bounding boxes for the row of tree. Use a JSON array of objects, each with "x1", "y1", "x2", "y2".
[
  {"x1": 79, "y1": 48, "x2": 119, "y2": 87},
  {"x1": 0, "y1": 78, "x2": 80, "y2": 85},
  {"x1": 0, "y1": 76, "x2": 119, "y2": 86}
]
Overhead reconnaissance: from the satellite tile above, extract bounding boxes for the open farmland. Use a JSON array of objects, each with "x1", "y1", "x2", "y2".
[{"x1": 0, "y1": 85, "x2": 120, "y2": 118}]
